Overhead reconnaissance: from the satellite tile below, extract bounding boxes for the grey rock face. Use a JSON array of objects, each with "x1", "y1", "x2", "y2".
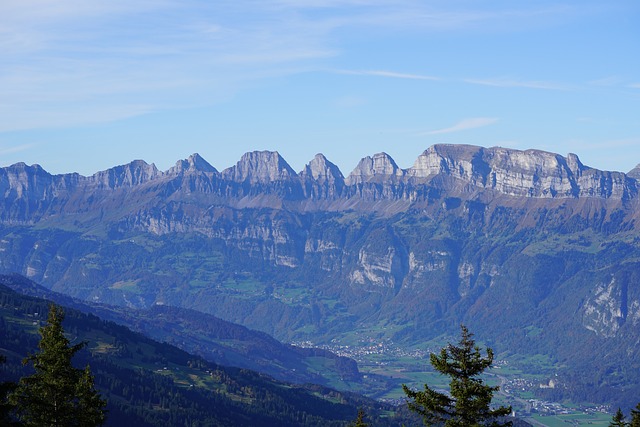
[
  {"x1": 582, "y1": 277, "x2": 632, "y2": 338},
  {"x1": 628, "y1": 164, "x2": 640, "y2": 180},
  {"x1": 89, "y1": 160, "x2": 161, "y2": 189},
  {"x1": 301, "y1": 154, "x2": 344, "y2": 183},
  {"x1": 168, "y1": 153, "x2": 217, "y2": 175},
  {"x1": 300, "y1": 154, "x2": 345, "y2": 199},
  {"x1": 222, "y1": 151, "x2": 296, "y2": 184},
  {"x1": 408, "y1": 144, "x2": 636, "y2": 199},
  {"x1": 345, "y1": 152, "x2": 404, "y2": 185}
]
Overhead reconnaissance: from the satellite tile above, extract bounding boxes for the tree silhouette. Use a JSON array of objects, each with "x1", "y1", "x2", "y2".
[
  {"x1": 10, "y1": 304, "x2": 106, "y2": 426},
  {"x1": 629, "y1": 403, "x2": 640, "y2": 427},
  {"x1": 610, "y1": 408, "x2": 628, "y2": 427},
  {"x1": 403, "y1": 325, "x2": 512, "y2": 426},
  {"x1": 349, "y1": 408, "x2": 369, "y2": 427}
]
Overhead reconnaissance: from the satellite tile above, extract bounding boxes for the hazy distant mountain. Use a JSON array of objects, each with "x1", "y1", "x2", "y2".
[{"x1": 1, "y1": 144, "x2": 639, "y2": 409}]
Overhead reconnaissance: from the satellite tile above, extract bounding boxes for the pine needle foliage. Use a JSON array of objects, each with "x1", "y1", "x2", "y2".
[
  {"x1": 403, "y1": 325, "x2": 512, "y2": 427},
  {"x1": 10, "y1": 304, "x2": 106, "y2": 427},
  {"x1": 631, "y1": 403, "x2": 640, "y2": 427},
  {"x1": 611, "y1": 408, "x2": 628, "y2": 427}
]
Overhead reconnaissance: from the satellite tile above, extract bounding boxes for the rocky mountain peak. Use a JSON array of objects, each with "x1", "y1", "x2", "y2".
[
  {"x1": 90, "y1": 159, "x2": 161, "y2": 189},
  {"x1": 300, "y1": 154, "x2": 344, "y2": 183},
  {"x1": 628, "y1": 164, "x2": 640, "y2": 180},
  {"x1": 346, "y1": 152, "x2": 404, "y2": 185},
  {"x1": 4, "y1": 162, "x2": 47, "y2": 175},
  {"x1": 408, "y1": 144, "x2": 484, "y2": 179},
  {"x1": 168, "y1": 153, "x2": 217, "y2": 175},
  {"x1": 0, "y1": 163, "x2": 54, "y2": 202},
  {"x1": 222, "y1": 151, "x2": 296, "y2": 184}
]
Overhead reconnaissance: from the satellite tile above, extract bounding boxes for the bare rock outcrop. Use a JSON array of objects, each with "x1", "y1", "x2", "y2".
[
  {"x1": 89, "y1": 160, "x2": 162, "y2": 189},
  {"x1": 300, "y1": 154, "x2": 345, "y2": 199},
  {"x1": 222, "y1": 151, "x2": 296, "y2": 184},
  {"x1": 345, "y1": 152, "x2": 404, "y2": 185}
]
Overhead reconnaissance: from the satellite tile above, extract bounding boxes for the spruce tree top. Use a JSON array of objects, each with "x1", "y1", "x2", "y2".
[{"x1": 403, "y1": 325, "x2": 512, "y2": 427}]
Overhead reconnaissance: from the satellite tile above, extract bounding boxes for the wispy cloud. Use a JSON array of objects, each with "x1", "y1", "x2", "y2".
[
  {"x1": 424, "y1": 118, "x2": 499, "y2": 135},
  {"x1": 341, "y1": 70, "x2": 569, "y2": 90},
  {"x1": 335, "y1": 69, "x2": 439, "y2": 81},
  {"x1": 464, "y1": 77, "x2": 569, "y2": 90},
  {"x1": 0, "y1": 0, "x2": 340, "y2": 132},
  {"x1": 630, "y1": 83, "x2": 640, "y2": 89},
  {"x1": 0, "y1": 143, "x2": 37, "y2": 156},
  {"x1": 0, "y1": 0, "x2": 610, "y2": 132}
]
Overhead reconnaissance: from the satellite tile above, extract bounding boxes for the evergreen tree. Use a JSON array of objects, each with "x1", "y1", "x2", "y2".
[
  {"x1": 610, "y1": 408, "x2": 627, "y2": 427},
  {"x1": 349, "y1": 408, "x2": 369, "y2": 427},
  {"x1": 630, "y1": 403, "x2": 640, "y2": 427},
  {"x1": 76, "y1": 365, "x2": 107, "y2": 426},
  {"x1": 9, "y1": 304, "x2": 106, "y2": 427},
  {"x1": 403, "y1": 325, "x2": 512, "y2": 427}
]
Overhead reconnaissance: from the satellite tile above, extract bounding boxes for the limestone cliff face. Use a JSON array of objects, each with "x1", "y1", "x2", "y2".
[
  {"x1": 300, "y1": 154, "x2": 345, "y2": 200},
  {"x1": 89, "y1": 160, "x2": 162, "y2": 189},
  {"x1": 345, "y1": 152, "x2": 404, "y2": 185},
  {"x1": 628, "y1": 164, "x2": 640, "y2": 180},
  {"x1": 408, "y1": 145, "x2": 636, "y2": 199},
  {"x1": 0, "y1": 163, "x2": 80, "y2": 223},
  {"x1": 582, "y1": 277, "x2": 634, "y2": 338},
  {"x1": 343, "y1": 153, "x2": 411, "y2": 202},
  {"x1": 222, "y1": 151, "x2": 296, "y2": 184}
]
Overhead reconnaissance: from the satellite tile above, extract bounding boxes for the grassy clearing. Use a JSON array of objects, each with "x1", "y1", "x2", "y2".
[
  {"x1": 527, "y1": 412, "x2": 611, "y2": 427},
  {"x1": 109, "y1": 280, "x2": 141, "y2": 294}
]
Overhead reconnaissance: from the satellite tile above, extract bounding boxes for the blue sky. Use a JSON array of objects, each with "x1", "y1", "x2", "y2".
[{"x1": 1, "y1": 0, "x2": 639, "y2": 176}]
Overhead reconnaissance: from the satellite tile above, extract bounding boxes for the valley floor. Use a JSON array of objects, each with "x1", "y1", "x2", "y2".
[{"x1": 294, "y1": 334, "x2": 615, "y2": 427}]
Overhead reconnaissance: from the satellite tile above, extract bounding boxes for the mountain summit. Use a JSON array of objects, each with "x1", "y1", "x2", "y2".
[{"x1": 222, "y1": 150, "x2": 296, "y2": 184}]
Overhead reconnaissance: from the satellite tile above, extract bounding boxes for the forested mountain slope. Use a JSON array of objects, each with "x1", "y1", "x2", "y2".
[
  {"x1": 0, "y1": 281, "x2": 405, "y2": 426},
  {"x1": 0, "y1": 273, "x2": 361, "y2": 389}
]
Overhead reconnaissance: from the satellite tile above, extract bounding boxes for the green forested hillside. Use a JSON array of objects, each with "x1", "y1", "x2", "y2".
[
  {"x1": 0, "y1": 273, "x2": 362, "y2": 390},
  {"x1": 0, "y1": 282, "x2": 407, "y2": 426}
]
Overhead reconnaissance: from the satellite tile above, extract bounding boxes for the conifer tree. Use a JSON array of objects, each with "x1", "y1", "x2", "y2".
[
  {"x1": 76, "y1": 365, "x2": 107, "y2": 426},
  {"x1": 349, "y1": 408, "x2": 369, "y2": 427},
  {"x1": 10, "y1": 304, "x2": 106, "y2": 426},
  {"x1": 610, "y1": 408, "x2": 627, "y2": 427},
  {"x1": 630, "y1": 403, "x2": 640, "y2": 427},
  {"x1": 403, "y1": 325, "x2": 512, "y2": 426}
]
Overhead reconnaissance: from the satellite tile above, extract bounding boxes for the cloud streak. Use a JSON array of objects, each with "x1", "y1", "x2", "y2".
[
  {"x1": 335, "y1": 69, "x2": 439, "y2": 80},
  {"x1": 425, "y1": 118, "x2": 499, "y2": 135},
  {"x1": 464, "y1": 77, "x2": 569, "y2": 91},
  {"x1": 0, "y1": 143, "x2": 37, "y2": 156}
]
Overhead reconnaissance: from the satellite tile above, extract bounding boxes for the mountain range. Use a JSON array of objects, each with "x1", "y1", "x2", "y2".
[{"x1": 1, "y1": 144, "x2": 639, "y2": 409}]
